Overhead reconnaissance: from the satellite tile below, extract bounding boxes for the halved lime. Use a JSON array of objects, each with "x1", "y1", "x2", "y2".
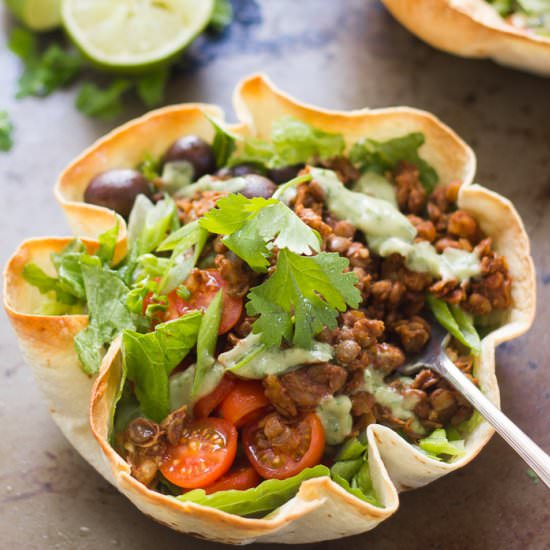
[
  {"x1": 5, "y1": 0, "x2": 62, "y2": 31},
  {"x1": 62, "y1": 0, "x2": 214, "y2": 73}
]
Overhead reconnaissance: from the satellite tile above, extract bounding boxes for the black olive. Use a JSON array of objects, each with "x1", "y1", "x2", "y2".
[
  {"x1": 231, "y1": 163, "x2": 266, "y2": 177},
  {"x1": 84, "y1": 169, "x2": 151, "y2": 218},
  {"x1": 163, "y1": 135, "x2": 216, "y2": 180},
  {"x1": 267, "y1": 163, "x2": 304, "y2": 184},
  {"x1": 240, "y1": 174, "x2": 277, "y2": 199}
]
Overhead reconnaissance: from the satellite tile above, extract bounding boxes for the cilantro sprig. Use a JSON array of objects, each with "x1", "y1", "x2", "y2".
[
  {"x1": 199, "y1": 191, "x2": 321, "y2": 272},
  {"x1": 0, "y1": 111, "x2": 14, "y2": 152},
  {"x1": 247, "y1": 249, "x2": 361, "y2": 348}
]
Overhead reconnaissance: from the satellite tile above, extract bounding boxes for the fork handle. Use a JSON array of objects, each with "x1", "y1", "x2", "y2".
[{"x1": 439, "y1": 353, "x2": 550, "y2": 488}]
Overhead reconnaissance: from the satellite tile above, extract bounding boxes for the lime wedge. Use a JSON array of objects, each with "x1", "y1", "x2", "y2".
[
  {"x1": 62, "y1": 0, "x2": 214, "y2": 73},
  {"x1": 5, "y1": 0, "x2": 62, "y2": 31}
]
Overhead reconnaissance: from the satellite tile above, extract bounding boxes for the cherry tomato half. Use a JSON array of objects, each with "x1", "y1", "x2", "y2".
[
  {"x1": 160, "y1": 417, "x2": 237, "y2": 489},
  {"x1": 242, "y1": 413, "x2": 325, "y2": 480},
  {"x1": 219, "y1": 380, "x2": 270, "y2": 428},
  {"x1": 204, "y1": 464, "x2": 261, "y2": 494},
  {"x1": 194, "y1": 376, "x2": 236, "y2": 418},
  {"x1": 167, "y1": 269, "x2": 243, "y2": 334}
]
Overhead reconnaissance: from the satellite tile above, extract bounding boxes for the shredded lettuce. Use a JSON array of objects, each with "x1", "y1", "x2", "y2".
[
  {"x1": 417, "y1": 428, "x2": 465, "y2": 460},
  {"x1": 229, "y1": 116, "x2": 345, "y2": 169},
  {"x1": 349, "y1": 132, "x2": 438, "y2": 191},
  {"x1": 192, "y1": 290, "x2": 223, "y2": 395},
  {"x1": 330, "y1": 437, "x2": 379, "y2": 506},
  {"x1": 121, "y1": 312, "x2": 202, "y2": 421},
  {"x1": 206, "y1": 114, "x2": 237, "y2": 167},
  {"x1": 74, "y1": 255, "x2": 136, "y2": 374},
  {"x1": 177, "y1": 466, "x2": 329, "y2": 516},
  {"x1": 427, "y1": 294, "x2": 481, "y2": 354}
]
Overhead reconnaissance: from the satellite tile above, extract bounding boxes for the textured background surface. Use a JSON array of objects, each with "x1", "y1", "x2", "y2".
[{"x1": 1, "y1": 1, "x2": 549, "y2": 548}]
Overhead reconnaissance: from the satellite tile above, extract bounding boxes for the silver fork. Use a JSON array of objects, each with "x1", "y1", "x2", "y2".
[{"x1": 398, "y1": 320, "x2": 550, "y2": 488}]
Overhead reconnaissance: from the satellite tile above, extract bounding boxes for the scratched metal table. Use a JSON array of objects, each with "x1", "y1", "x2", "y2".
[{"x1": 1, "y1": 1, "x2": 548, "y2": 549}]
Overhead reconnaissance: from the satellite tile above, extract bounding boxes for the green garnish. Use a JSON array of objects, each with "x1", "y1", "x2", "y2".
[
  {"x1": 121, "y1": 312, "x2": 202, "y2": 422},
  {"x1": 0, "y1": 111, "x2": 14, "y2": 152},
  {"x1": 349, "y1": 132, "x2": 438, "y2": 191},
  {"x1": 247, "y1": 249, "x2": 361, "y2": 348},
  {"x1": 193, "y1": 290, "x2": 223, "y2": 395},
  {"x1": 200, "y1": 193, "x2": 321, "y2": 272},
  {"x1": 427, "y1": 294, "x2": 482, "y2": 354}
]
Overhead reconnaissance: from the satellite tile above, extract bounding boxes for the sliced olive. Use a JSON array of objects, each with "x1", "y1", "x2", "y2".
[
  {"x1": 267, "y1": 164, "x2": 304, "y2": 184},
  {"x1": 240, "y1": 174, "x2": 277, "y2": 199},
  {"x1": 84, "y1": 169, "x2": 151, "y2": 218},
  {"x1": 163, "y1": 135, "x2": 216, "y2": 180}
]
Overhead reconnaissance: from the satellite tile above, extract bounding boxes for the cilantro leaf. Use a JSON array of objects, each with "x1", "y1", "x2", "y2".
[
  {"x1": 199, "y1": 193, "x2": 275, "y2": 235},
  {"x1": 9, "y1": 28, "x2": 83, "y2": 99},
  {"x1": 200, "y1": 194, "x2": 320, "y2": 272},
  {"x1": 209, "y1": 0, "x2": 233, "y2": 32},
  {"x1": 136, "y1": 68, "x2": 169, "y2": 108},
  {"x1": 247, "y1": 249, "x2": 360, "y2": 348},
  {"x1": 0, "y1": 111, "x2": 14, "y2": 152},
  {"x1": 349, "y1": 132, "x2": 438, "y2": 192},
  {"x1": 229, "y1": 117, "x2": 345, "y2": 169},
  {"x1": 75, "y1": 79, "x2": 132, "y2": 120}
]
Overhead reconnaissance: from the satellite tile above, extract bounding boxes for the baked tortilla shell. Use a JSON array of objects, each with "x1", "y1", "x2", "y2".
[
  {"x1": 382, "y1": 0, "x2": 550, "y2": 76},
  {"x1": 4, "y1": 74, "x2": 536, "y2": 542}
]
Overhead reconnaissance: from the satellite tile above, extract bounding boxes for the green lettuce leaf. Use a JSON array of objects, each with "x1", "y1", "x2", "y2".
[
  {"x1": 330, "y1": 437, "x2": 379, "y2": 506},
  {"x1": 418, "y1": 428, "x2": 465, "y2": 459},
  {"x1": 177, "y1": 466, "x2": 329, "y2": 516},
  {"x1": 193, "y1": 290, "x2": 223, "y2": 395},
  {"x1": 246, "y1": 249, "x2": 360, "y2": 348},
  {"x1": 122, "y1": 312, "x2": 202, "y2": 421},
  {"x1": 229, "y1": 117, "x2": 345, "y2": 169},
  {"x1": 74, "y1": 255, "x2": 136, "y2": 374},
  {"x1": 349, "y1": 132, "x2": 438, "y2": 191},
  {"x1": 427, "y1": 294, "x2": 481, "y2": 354}
]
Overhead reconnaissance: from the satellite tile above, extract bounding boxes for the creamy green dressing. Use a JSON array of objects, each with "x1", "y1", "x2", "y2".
[
  {"x1": 316, "y1": 395, "x2": 353, "y2": 445},
  {"x1": 311, "y1": 168, "x2": 481, "y2": 282},
  {"x1": 218, "y1": 333, "x2": 333, "y2": 379},
  {"x1": 175, "y1": 175, "x2": 246, "y2": 198},
  {"x1": 352, "y1": 171, "x2": 398, "y2": 207},
  {"x1": 169, "y1": 362, "x2": 224, "y2": 412},
  {"x1": 361, "y1": 367, "x2": 426, "y2": 434}
]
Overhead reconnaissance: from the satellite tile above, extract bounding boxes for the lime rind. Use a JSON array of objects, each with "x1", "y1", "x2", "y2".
[{"x1": 61, "y1": 0, "x2": 215, "y2": 73}]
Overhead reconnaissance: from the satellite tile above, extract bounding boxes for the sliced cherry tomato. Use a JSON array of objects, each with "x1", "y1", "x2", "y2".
[
  {"x1": 242, "y1": 412, "x2": 325, "y2": 480},
  {"x1": 194, "y1": 376, "x2": 236, "y2": 418},
  {"x1": 160, "y1": 417, "x2": 237, "y2": 489},
  {"x1": 219, "y1": 380, "x2": 270, "y2": 428},
  {"x1": 203, "y1": 464, "x2": 261, "y2": 494},
  {"x1": 166, "y1": 269, "x2": 242, "y2": 334}
]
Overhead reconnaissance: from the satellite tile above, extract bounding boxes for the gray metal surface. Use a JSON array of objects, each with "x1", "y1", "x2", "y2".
[{"x1": 1, "y1": 1, "x2": 549, "y2": 548}]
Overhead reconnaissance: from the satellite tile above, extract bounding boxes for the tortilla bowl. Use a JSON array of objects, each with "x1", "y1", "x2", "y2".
[
  {"x1": 4, "y1": 74, "x2": 536, "y2": 543},
  {"x1": 382, "y1": 0, "x2": 550, "y2": 77}
]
